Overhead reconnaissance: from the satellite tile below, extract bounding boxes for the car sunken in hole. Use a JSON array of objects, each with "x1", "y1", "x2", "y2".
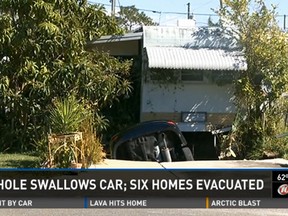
[{"x1": 108, "y1": 120, "x2": 194, "y2": 162}]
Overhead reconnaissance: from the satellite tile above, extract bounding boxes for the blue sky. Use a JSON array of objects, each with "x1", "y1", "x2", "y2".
[{"x1": 89, "y1": 0, "x2": 287, "y2": 28}]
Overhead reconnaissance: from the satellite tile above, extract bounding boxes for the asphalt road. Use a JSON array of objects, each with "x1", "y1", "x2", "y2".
[{"x1": 0, "y1": 208, "x2": 288, "y2": 216}]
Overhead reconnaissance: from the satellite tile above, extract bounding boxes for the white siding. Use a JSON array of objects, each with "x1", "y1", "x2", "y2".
[{"x1": 141, "y1": 82, "x2": 235, "y2": 114}]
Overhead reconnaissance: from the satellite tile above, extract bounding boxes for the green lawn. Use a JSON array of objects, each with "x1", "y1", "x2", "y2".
[{"x1": 0, "y1": 153, "x2": 40, "y2": 168}]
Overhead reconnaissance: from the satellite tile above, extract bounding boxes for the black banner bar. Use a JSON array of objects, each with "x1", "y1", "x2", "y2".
[
  {"x1": 0, "y1": 169, "x2": 286, "y2": 208},
  {"x1": 0, "y1": 170, "x2": 271, "y2": 198},
  {"x1": 0, "y1": 197, "x2": 287, "y2": 208}
]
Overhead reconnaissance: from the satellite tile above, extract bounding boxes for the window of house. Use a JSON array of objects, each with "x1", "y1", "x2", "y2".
[
  {"x1": 181, "y1": 70, "x2": 204, "y2": 82},
  {"x1": 149, "y1": 69, "x2": 179, "y2": 83},
  {"x1": 181, "y1": 112, "x2": 207, "y2": 122}
]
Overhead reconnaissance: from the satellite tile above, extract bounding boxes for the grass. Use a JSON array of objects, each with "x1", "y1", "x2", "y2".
[
  {"x1": 0, "y1": 153, "x2": 78, "y2": 179},
  {"x1": 0, "y1": 153, "x2": 40, "y2": 168}
]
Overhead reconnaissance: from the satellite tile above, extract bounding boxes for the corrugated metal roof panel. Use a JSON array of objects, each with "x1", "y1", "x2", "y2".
[
  {"x1": 146, "y1": 47, "x2": 246, "y2": 71},
  {"x1": 89, "y1": 32, "x2": 143, "y2": 45},
  {"x1": 143, "y1": 26, "x2": 240, "y2": 50}
]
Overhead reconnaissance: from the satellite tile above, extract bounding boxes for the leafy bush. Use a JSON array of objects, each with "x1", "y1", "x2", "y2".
[
  {"x1": 262, "y1": 136, "x2": 288, "y2": 159},
  {"x1": 218, "y1": 0, "x2": 288, "y2": 160},
  {"x1": 0, "y1": 0, "x2": 131, "y2": 152},
  {"x1": 49, "y1": 95, "x2": 88, "y2": 134},
  {"x1": 79, "y1": 117, "x2": 106, "y2": 168},
  {"x1": 38, "y1": 95, "x2": 105, "y2": 168}
]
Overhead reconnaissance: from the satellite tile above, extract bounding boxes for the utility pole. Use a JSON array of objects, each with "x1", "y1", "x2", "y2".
[
  {"x1": 187, "y1": 3, "x2": 190, "y2": 19},
  {"x1": 219, "y1": 0, "x2": 223, "y2": 26},
  {"x1": 110, "y1": 0, "x2": 116, "y2": 16},
  {"x1": 284, "y1": 15, "x2": 286, "y2": 30},
  {"x1": 219, "y1": 0, "x2": 223, "y2": 9}
]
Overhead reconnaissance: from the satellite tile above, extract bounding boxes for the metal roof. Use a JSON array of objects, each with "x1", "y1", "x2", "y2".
[
  {"x1": 145, "y1": 47, "x2": 247, "y2": 71},
  {"x1": 143, "y1": 26, "x2": 240, "y2": 50},
  {"x1": 88, "y1": 32, "x2": 142, "y2": 45}
]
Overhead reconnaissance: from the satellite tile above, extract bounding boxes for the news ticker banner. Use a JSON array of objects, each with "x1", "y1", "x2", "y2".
[
  {"x1": 1, "y1": 197, "x2": 288, "y2": 208},
  {"x1": 0, "y1": 169, "x2": 287, "y2": 208}
]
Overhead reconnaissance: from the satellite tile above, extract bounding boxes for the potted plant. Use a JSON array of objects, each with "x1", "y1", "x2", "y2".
[{"x1": 48, "y1": 95, "x2": 87, "y2": 168}]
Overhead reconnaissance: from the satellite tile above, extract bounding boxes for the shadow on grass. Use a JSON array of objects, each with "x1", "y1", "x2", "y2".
[
  {"x1": 0, "y1": 153, "x2": 41, "y2": 168},
  {"x1": 1, "y1": 159, "x2": 40, "y2": 168}
]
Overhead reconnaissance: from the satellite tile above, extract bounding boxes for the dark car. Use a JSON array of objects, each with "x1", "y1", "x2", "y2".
[{"x1": 108, "y1": 120, "x2": 194, "y2": 162}]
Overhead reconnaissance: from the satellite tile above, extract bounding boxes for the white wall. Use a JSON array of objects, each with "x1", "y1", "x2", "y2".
[{"x1": 141, "y1": 82, "x2": 235, "y2": 114}]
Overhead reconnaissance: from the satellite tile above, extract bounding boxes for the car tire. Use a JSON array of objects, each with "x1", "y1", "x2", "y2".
[{"x1": 182, "y1": 147, "x2": 194, "y2": 161}]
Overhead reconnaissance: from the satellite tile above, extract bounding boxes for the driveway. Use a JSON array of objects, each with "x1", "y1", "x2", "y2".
[{"x1": 92, "y1": 158, "x2": 288, "y2": 169}]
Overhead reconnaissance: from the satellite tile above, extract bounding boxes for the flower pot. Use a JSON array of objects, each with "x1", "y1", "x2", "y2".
[{"x1": 70, "y1": 162, "x2": 82, "y2": 169}]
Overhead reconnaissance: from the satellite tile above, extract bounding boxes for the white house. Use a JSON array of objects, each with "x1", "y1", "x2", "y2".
[
  {"x1": 140, "y1": 26, "x2": 246, "y2": 134},
  {"x1": 88, "y1": 25, "x2": 247, "y2": 159}
]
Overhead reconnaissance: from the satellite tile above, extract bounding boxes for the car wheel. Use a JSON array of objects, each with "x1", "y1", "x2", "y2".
[{"x1": 182, "y1": 147, "x2": 194, "y2": 161}]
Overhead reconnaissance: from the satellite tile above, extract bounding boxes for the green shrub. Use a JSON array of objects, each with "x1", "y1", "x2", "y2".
[
  {"x1": 38, "y1": 95, "x2": 105, "y2": 168},
  {"x1": 49, "y1": 95, "x2": 88, "y2": 134},
  {"x1": 79, "y1": 117, "x2": 106, "y2": 168},
  {"x1": 263, "y1": 136, "x2": 288, "y2": 159}
]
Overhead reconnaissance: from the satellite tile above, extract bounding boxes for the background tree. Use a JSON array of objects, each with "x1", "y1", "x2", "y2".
[
  {"x1": 0, "y1": 0, "x2": 132, "y2": 152},
  {"x1": 100, "y1": 5, "x2": 158, "y2": 138},
  {"x1": 219, "y1": 0, "x2": 288, "y2": 158},
  {"x1": 207, "y1": 16, "x2": 220, "y2": 27},
  {"x1": 117, "y1": 5, "x2": 157, "y2": 32}
]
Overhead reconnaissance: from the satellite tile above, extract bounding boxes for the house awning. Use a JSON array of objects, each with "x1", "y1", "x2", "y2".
[{"x1": 145, "y1": 47, "x2": 247, "y2": 71}]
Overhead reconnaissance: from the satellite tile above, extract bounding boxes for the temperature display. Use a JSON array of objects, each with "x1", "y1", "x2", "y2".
[
  {"x1": 272, "y1": 171, "x2": 288, "y2": 198},
  {"x1": 272, "y1": 171, "x2": 288, "y2": 182},
  {"x1": 277, "y1": 174, "x2": 288, "y2": 181}
]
